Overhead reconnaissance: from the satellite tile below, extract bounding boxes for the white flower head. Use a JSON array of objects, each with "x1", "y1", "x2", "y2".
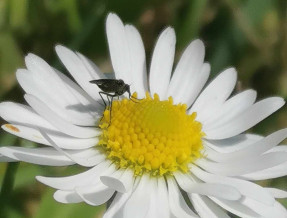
[{"x1": 1, "y1": 13, "x2": 287, "y2": 217}]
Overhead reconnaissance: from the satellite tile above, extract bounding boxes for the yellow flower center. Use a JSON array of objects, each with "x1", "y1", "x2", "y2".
[{"x1": 98, "y1": 92, "x2": 204, "y2": 176}]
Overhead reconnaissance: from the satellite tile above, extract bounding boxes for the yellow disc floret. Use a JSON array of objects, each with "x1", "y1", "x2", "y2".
[{"x1": 98, "y1": 92, "x2": 204, "y2": 176}]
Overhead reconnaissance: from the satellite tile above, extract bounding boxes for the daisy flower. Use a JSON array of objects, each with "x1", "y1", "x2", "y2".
[{"x1": 1, "y1": 13, "x2": 287, "y2": 218}]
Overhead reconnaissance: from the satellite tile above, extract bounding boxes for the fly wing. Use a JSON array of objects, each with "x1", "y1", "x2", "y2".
[{"x1": 90, "y1": 79, "x2": 118, "y2": 93}]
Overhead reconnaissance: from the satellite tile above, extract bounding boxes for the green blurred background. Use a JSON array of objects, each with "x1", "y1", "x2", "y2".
[{"x1": 0, "y1": 0, "x2": 286, "y2": 217}]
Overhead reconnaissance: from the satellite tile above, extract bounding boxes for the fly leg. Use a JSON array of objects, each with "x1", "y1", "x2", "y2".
[
  {"x1": 99, "y1": 92, "x2": 107, "y2": 108},
  {"x1": 110, "y1": 96, "x2": 114, "y2": 126},
  {"x1": 98, "y1": 91, "x2": 111, "y2": 125},
  {"x1": 104, "y1": 93, "x2": 118, "y2": 126}
]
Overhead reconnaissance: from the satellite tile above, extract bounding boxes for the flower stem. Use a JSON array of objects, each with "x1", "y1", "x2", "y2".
[{"x1": 0, "y1": 162, "x2": 19, "y2": 218}]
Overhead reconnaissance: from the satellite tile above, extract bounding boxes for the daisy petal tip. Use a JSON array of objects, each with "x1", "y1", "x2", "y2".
[
  {"x1": 53, "y1": 191, "x2": 66, "y2": 204},
  {"x1": 163, "y1": 27, "x2": 176, "y2": 41},
  {"x1": 278, "y1": 97, "x2": 285, "y2": 105},
  {"x1": 16, "y1": 68, "x2": 27, "y2": 75},
  {"x1": 35, "y1": 176, "x2": 63, "y2": 189},
  {"x1": 193, "y1": 38, "x2": 205, "y2": 49},
  {"x1": 55, "y1": 44, "x2": 63, "y2": 50},
  {"x1": 100, "y1": 175, "x2": 126, "y2": 193},
  {"x1": 270, "y1": 97, "x2": 285, "y2": 108},
  {"x1": 204, "y1": 62, "x2": 211, "y2": 71},
  {"x1": 124, "y1": 24, "x2": 137, "y2": 32},
  {"x1": 24, "y1": 53, "x2": 33, "y2": 59},
  {"x1": 248, "y1": 89, "x2": 257, "y2": 96},
  {"x1": 55, "y1": 44, "x2": 71, "y2": 56},
  {"x1": 54, "y1": 44, "x2": 67, "y2": 52},
  {"x1": 230, "y1": 190, "x2": 242, "y2": 201},
  {"x1": 35, "y1": 176, "x2": 52, "y2": 187},
  {"x1": 107, "y1": 12, "x2": 118, "y2": 19},
  {"x1": 0, "y1": 147, "x2": 17, "y2": 160},
  {"x1": 226, "y1": 67, "x2": 237, "y2": 76},
  {"x1": 0, "y1": 146, "x2": 8, "y2": 152},
  {"x1": 24, "y1": 53, "x2": 34, "y2": 66},
  {"x1": 214, "y1": 185, "x2": 242, "y2": 201},
  {"x1": 25, "y1": 53, "x2": 43, "y2": 65},
  {"x1": 35, "y1": 175, "x2": 44, "y2": 183},
  {"x1": 106, "y1": 12, "x2": 123, "y2": 28},
  {"x1": 219, "y1": 67, "x2": 237, "y2": 83}
]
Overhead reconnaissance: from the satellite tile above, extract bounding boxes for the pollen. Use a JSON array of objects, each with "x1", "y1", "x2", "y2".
[
  {"x1": 5, "y1": 124, "x2": 20, "y2": 132},
  {"x1": 98, "y1": 92, "x2": 204, "y2": 176}
]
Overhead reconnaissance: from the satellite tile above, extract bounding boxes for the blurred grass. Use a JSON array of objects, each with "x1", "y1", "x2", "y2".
[{"x1": 0, "y1": 0, "x2": 286, "y2": 217}]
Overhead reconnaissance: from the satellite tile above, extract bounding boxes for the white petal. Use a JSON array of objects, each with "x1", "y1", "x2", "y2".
[
  {"x1": 124, "y1": 25, "x2": 147, "y2": 98},
  {"x1": 203, "y1": 89, "x2": 257, "y2": 129},
  {"x1": 156, "y1": 177, "x2": 170, "y2": 218},
  {"x1": 20, "y1": 57, "x2": 98, "y2": 125},
  {"x1": 0, "y1": 155, "x2": 16, "y2": 162},
  {"x1": 0, "y1": 101, "x2": 97, "y2": 149},
  {"x1": 105, "y1": 14, "x2": 147, "y2": 98},
  {"x1": 190, "y1": 68, "x2": 237, "y2": 122},
  {"x1": 190, "y1": 165, "x2": 275, "y2": 205},
  {"x1": 25, "y1": 94, "x2": 99, "y2": 138},
  {"x1": 149, "y1": 27, "x2": 176, "y2": 99},
  {"x1": 265, "y1": 188, "x2": 287, "y2": 198},
  {"x1": 145, "y1": 178, "x2": 159, "y2": 218},
  {"x1": 76, "y1": 52, "x2": 106, "y2": 79},
  {"x1": 241, "y1": 197, "x2": 287, "y2": 218},
  {"x1": 122, "y1": 174, "x2": 151, "y2": 218},
  {"x1": 210, "y1": 197, "x2": 261, "y2": 218},
  {"x1": 101, "y1": 168, "x2": 134, "y2": 193},
  {"x1": 204, "y1": 133, "x2": 263, "y2": 153},
  {"x1": 39, "y1": 129, "x2": 102, "y2": 167},
  {"x1": 2, "y1": 124, "x2": 97, "y2": 150},
  {"x1": 240, "y1": 161, "x2": 287, "y2": 180},
  {"x1": 75, "y1": 182, "x2": 115, "y2": 206},
  {"x1": 196, "y1": 152, "x2": 287, "y2": 176},
  {"x1": 167, "y1": 177, "x2": 198, "y2": 218},
  {"x1": 104, "y1": 193, "x2": 131, "y2": 218},
  {"x1": 189, "y1": 194, "x2": 230, "y2": 218},
  {"x1": 24, "y1": 54, "x2": 97, "y2": 122},
  {"x1": 181, "y1": 63, "x2": 210, "y2": 107},
  {"x1": 204, "y1": 129, "x2": 287, "y2": 163},
  {"x1": 0, "y1": 102, "x2": 56, "y2": 130},
  {"x1": 168, "y1": 39, "x2": 205, "y2": 103},
  {"x1": 106, "y1": 13, "x2": 130, "y2": 81},
  {"x1": 103, "y1": 178, "x2": 140, "y2": 218},
  {"x1": 53, "y1": 190, "x2": 83, "y2": 204},
  {"x1": 56, "y1": 68, "x2": 101, "y2": 113},
  {"x1": 268, "y1": 145, "x2": 287, "y2": 152},
  {"x1": 205, "y1": 97, "x2": 285, "y2": 140},
  {"x1": 36, "y1": 161, "x2": 111, "y2": 190},
  {"x1": 55, "y1": 45, "x2": 102, "y2": 100},
  {"x1": 0, "y1": 146, "x2": 74, "y2": 166},
  {"x1": 174, "y1": 172, "x2": 241, "y2": 201}
]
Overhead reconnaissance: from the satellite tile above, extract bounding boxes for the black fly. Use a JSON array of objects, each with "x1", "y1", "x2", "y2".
[{"x1": 90, "y1": 79, "x2": 139, "y2": 125}]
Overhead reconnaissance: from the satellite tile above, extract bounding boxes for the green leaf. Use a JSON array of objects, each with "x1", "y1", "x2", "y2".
[
  {"x1": 14, "y1": 164, "x2": 42, "y2": 188},
  {"x1": 0, "y1": 131, "x2": 18, "y2": 146},
  {"x1": 242, "y1": 0, "x2": 274, "y2": 28},
  {"x1": 0, "y1": 31, "x2": 23, "y2": 98},
  {"x1": 0, "y1": 0, "x2": 8, "y2": 27},
  {"x1": 8, "y1": 0, "x2": 28, "y2": 30},
  {"x1": 46, "y1": 0, "x2": 82, "y2": 33},
  {"x1": 177, "y1": 0, "x2": 208, "y2": 48}
]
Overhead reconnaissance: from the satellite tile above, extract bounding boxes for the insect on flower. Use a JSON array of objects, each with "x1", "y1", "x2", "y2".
[{"x1": 90, "y1": 79, "x2": 139, "y2": 124}]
